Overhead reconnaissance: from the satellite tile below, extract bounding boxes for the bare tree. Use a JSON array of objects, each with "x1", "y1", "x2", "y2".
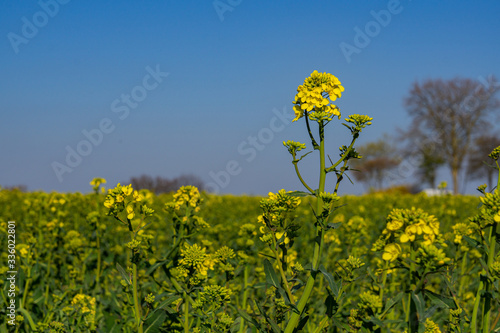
[
  {"x1": 129, "y1": 174, "x2": 205, "y2": 194},
  {"x1": 399, "y1": 126, "x2": 445, "y2": 189},
  {"x1": 466, "y1": 134, "x2": 500, "y2": 190},
  {"x1": 351, "y1": 136, "x2": 400, "y2": 191},
  {"x1": 2, "y1": 184, "x2": 28, "y2": 192},
  {"x1": 404, "y1": 76, "x2": 500, "y2": 194}
]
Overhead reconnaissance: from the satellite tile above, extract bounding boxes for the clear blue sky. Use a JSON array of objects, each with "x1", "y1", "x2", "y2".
[{"x1": 1, "y1": 1, "x2": 499, "y2": 195}]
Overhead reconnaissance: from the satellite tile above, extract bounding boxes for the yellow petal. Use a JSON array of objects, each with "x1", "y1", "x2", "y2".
[
  {"x1": 400, "y1": 234, "x2": 410, "y2": 243},
  {"x1": 382, "y1": 252, "x2": 392, "y2": 261}
]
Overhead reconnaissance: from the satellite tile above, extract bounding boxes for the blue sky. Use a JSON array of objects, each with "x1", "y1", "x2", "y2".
[{"x1": 1, "y1": 0, "x2": 499, "y2": 195}]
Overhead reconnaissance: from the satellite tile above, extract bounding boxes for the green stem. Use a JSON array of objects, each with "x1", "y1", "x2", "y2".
[
  {"x1": 496, "y1": 160, "x2": 500, "y2": 190},
  {"x1": 132, "y1": 263, "x2": 143, "y2": 333},
  {"x1": 238, "y1": 266, "x2": 249, "y2": 333},
  {"x1": 482, "y1": 226, "x2": 496, "y2": 333},
  {"x1": 379, "y1": 261, "x2": 389, "y2": 301},
  {"x1": 471, "y1": 279, "x2": 484, "y2": 333},
  {"x1": 313, "y1": 317, "x2": 329, "y2": 333},
  {"x1": 284, "y1": 122, "x2": 327, "y2": 333},
  {"x1": 458, "y1": 252, "x2": 467, "y2": 298},
  {"x1": 20, "y1": 269, "x2": 31, "y2": 310},
  {"x1": 96, "y1": 233, "x2": 102, "y2": 291},
  {"x1": 305, "y1": 111, "x2": 319, "y2": 150},
  {"x1": 407, "y1": 246, "x2": 418, "y2": 333},
  {"x1": 184, "y1": 294, "x2": 190, "y2": 333},
  {"x1": 333, "y1": 159, "x2": 349, "y2": 195},
  {"x1": 44, "y1": 251, "x2": 52, "y2": 307},
  {"x1": 272, "y1": 246, "x2": 294, "y2": 303},
  {"x1": 293, "y1": 162, "x2": 314, "y2": 193},
  {"x1": 325, "y1": 135, "x2": 357, "y2": 173}
]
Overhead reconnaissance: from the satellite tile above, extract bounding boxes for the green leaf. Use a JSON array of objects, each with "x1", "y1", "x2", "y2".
[
  {"x1": 463, "y1": 235, "x2": 481, "y2": 249},
  {"x1": 296, "y1": 150, "x2": 314, "y2": 163},
  {"x1": 17, "y1": 308, "x2": 37, "y2": 332},
  {"x1": 229, "y1": 305, "x2": 262, "y2": 331},
  {"x1": 297, "y1": 315, "x2": 310, "y2": 331},
  {"x1": 326, "y1": 222, "x2": 342, "y2": 230},
  {"x1": 325, "y1": 294, "x2": 338, "y2": 317},
  {"x1": 331, "y1": 316, "x2": 350, "y2": 330},
  {"x1": 255, "y1": 300, "x2": 282, "y2": 333},
  {"x1": 422, "y1": 305, "x2": 439, "y2": 321},
  {"x1": 319, "y1": 265, "x2": 339, "y2": 297},
  {"x1": 145, "y1": 295, "x2": 181, "y2": 320},
  {"x1": 116, "y1": 263, "x2": 131, "y2": 285},
  {"x1": 302, "y1": 263, "x2": 313, "y2": 271},
  {"x1": 143, "y1": 311, "x2": 166, "y2": 333},
  {"x1": 425, "y1": 289, "x2": 457, "y2": 309},
  {"x1": 258, "y1": 252, "x2": 277, "y2": 260},
  {"x1": 145, "y1": 259, "x2": 166, "y2": 275},
  {"x1": 105, "y1": 315, "x2": 122, "y2": 333},
  {"x1": 264, "y1": 259, "x2": 281, "y2": 289},
  {"x1": 381, "y1": 292, "x2": 404, "y2": 318},
  {"x1": 108, "y1": 322, "x2": 123, "y2": 333},
  {"x1": 410, "y1": 292, "x2": 425, "y2": 317},
  {"x1": 368, "y1": 316, "x2": 384, "y2": 327}
]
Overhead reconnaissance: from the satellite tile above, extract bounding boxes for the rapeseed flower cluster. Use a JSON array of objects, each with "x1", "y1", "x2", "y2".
[
  {"x1": 292, "y1": 70, "x2": 344, "y2": 122},
  {"x1": 63, "y1": 230, "x2": 86, "y2": 253},
  {"x1": 89, "y1": 177, "x2": 106, "y2": 193},
  {"x1": 343, "y1": 114, "x2": 373, "y2": 133},
  {"x1": 71, "y1": 294, "x2": 96, "y2": 327},
  {"x1": 448, "y1": 222, "x2": 481, "y2": 257},
  {"x1": 491, "y1": 260, "x2": 500, "y2": 280},
  {"x1": 415, "y1": 243, "x2": 450, "y2": 270},
  {"x1": 48, "y1": 321, "x2": 66, "y2": 333},
  {"x1": 424, "y1": 318, "x2": 442, "y2": 333},
  {"x1": 488, "y1": 145, "x2": 500, "y2": 160},
  {"x1": 347, "y1": 292, "x2": 382, "y2": 331},
  {"x1": 178, "y1": 243, "x2": 215, "y2": 277},
  {"x1": 447, "y1": 308, "x2": 463, "y2": 332},
  {"x1": 384, "y1": 208, "x2": 440, "y2": 244},
  {"x1": 479, "y1": 189, "x2": 500, "y2": 225},
  {"x1": 172, "y1": 185, "x2": 202, "y2": 212},
  {"x1": 374, "y1": 208, "x2": 449, "y2": 266},
  {"x1": 337, "y1": 256, "x2": 365, "y2": 282},
  {"x1": 258, "y1": 190, "x2": 301, "y2": 245},
  {"x1": 283, "y1": 140, "x2": 306, "y2": 156},
  {"x1": 104, "y1": 183, "x2": 154, "y2": 220}
]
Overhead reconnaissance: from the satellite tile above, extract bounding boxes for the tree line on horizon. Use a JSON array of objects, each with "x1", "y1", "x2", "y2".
[
  {"x1": 2, "y1": 77, "x2": 499, "y2": 195},
  {"x1": 351, "y1": 76, "x2": 500, "y2": 194}
]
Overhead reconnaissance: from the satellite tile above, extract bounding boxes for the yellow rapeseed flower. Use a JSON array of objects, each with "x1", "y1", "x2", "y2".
[
  {"x1": 382, "y1": 243, "x2": 401, "y2": 261},
  {"x1": 386, "y1": 219, "x2": 403, "y2": 231},
  {"x1": 122, "y1": 184, "x2": 133, "y2": 196},
  {"x1": 126, "y1": 204, "x2": 135, "y2": 220},
  {"x1": 292, "y1": 70, "x2": 344, "y2": 122},
  {"x1": 103, "y1": 196, "x2": 114, "y2": 208}
]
